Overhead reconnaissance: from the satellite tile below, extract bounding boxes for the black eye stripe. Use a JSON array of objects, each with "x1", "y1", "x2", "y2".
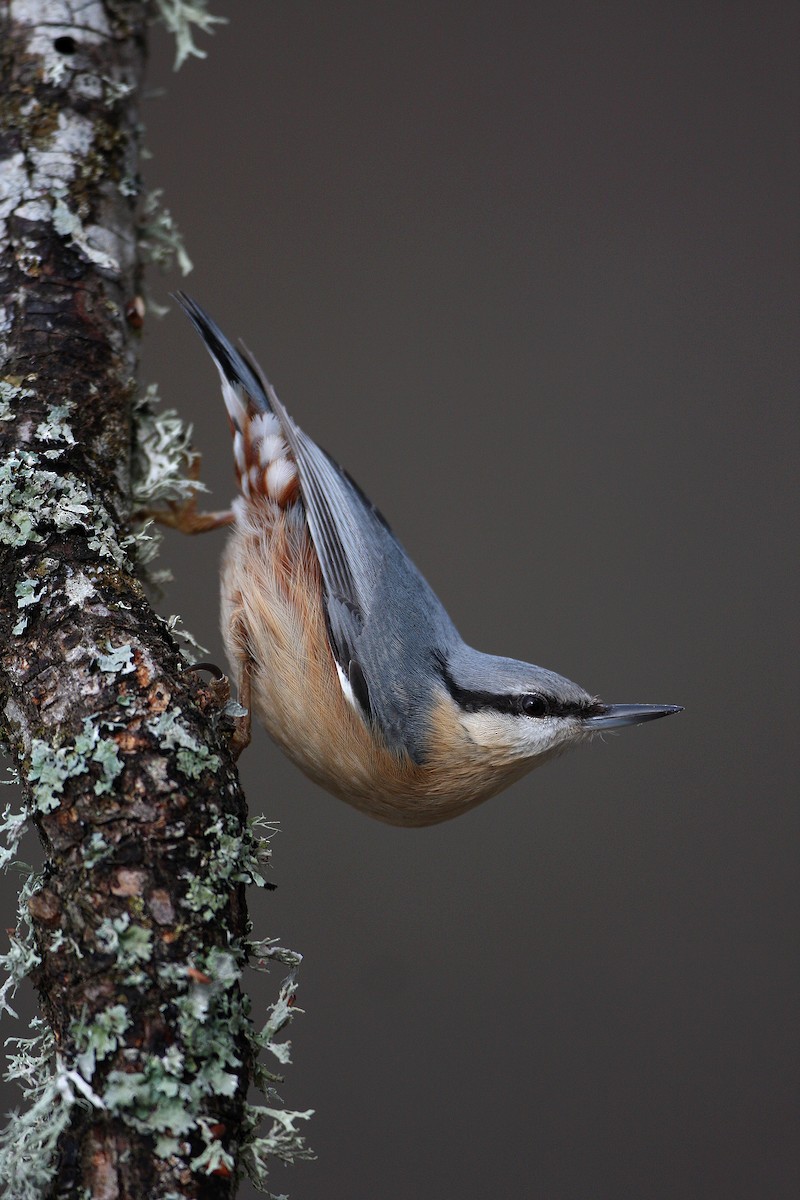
[
  {"x1": 434, "y1": 655, "x2": 600, "y2": 719},
  {"x1": 458, "y1": 692, "x2": 587, "y2": 718}
]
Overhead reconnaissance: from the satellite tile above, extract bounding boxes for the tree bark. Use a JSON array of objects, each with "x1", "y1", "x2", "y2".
[{"x1": 0, "y1": 4, "x2": 306, "y2": 1196}]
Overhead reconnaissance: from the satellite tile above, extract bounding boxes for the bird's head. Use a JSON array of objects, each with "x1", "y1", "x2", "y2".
[{"x1": 436, "y1": 645, "x2": 681, "y2": 769}]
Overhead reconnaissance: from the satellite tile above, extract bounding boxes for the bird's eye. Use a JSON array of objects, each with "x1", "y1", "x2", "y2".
[{"x1": 521, "y1": 694, "x2": 548, "y2": 718}]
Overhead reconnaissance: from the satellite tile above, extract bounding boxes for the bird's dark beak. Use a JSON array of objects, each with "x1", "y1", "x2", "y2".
[{"x1": 582, "y1": 703, "x2": 683, "y2": 730}]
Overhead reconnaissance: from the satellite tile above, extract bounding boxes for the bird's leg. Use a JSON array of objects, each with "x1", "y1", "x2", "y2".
[
  {"x1": 229, "y1": 650, "x2": 253, "y2": 760},
  {"x1": 136, "y1": 452, "x2": 235, "y2": 534},
  {"x1": 180, "y1": 657, "x2": 251, "y2": 760}
]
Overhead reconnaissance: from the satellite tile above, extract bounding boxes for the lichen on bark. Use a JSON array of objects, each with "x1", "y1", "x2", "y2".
[{"x1": 0, "y1": 3, "x2": 309, "y2": 1196}]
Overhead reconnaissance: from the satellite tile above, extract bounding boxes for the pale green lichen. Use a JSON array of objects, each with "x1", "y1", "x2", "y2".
[
  {"x1": 190, "y1": 1129, "x2": 235, "y2": 1175},
  {"x1": 15, "y1": 578, "x2": 45, "y2": 608},
  {"x1": 47, "y1": 929, "x2": 66, "y2": 954},
  {"x1": 0, "y1": 379, "x2": 36, "y2": 422},
  {"x1": 241, "y1": 960, "x2": 314, "y2": 1187},
  {"x1": 139, "y1": 189, "x2": 193, "y2": 275},
  {"x1": 82, "y1": 831, "x2": 112, "y2": 869},
  {"x1": 35, "y1": 402, "x2": 76, "y2": 446},
  {"x1": 131, "y1": 383, "x2": 202, "y2": 508},
  {"x1": 0, "y1": 873, "x2": 42, "y2": 1021},
  {"x1": 13, "y1": 577, "x2": 46, "y2": 634},
  {"x1": 101, "y1": 946, "x2": 246, "y2": 1164},
  {"x1": 0, "y1": 796, "x2": 35, "y2": 1022},
  {"x1": 241, "y1": 1103, "x2": 315, "y2": 1181},
  {"x1": 52, "y1": 198, "x2": 121, "y2": 272},
  {"x1": 129, "y1": 382, "x2": 207, "y2": 584},
  {"x1": 0, "y1": 778, "x2": 310, "y2": 1192},
  {"x1": 182, "y1": 812, "x2": 275, "y2": 920},
  {"x1": 0, "y1": 802, "x2": 28, "y2": 872},
  {"x1": 128, "y1": 519, "x2": 165, "y2": 572},
  {"x1": 91, "y1": 740, "x2": 125, "y2": 792},
  {"x1": 147, "y1": 707, "x2": 220, "y2": 779},
  {"x1": 248, "y1": 940, "x2": 303, "y2": 973},
  {"x1": 167, "y1": 803, "x2": 313, "y2": 1187},
  {"x1": 73, "y1": 1004, "x2": 132, "y2": 1080},
  {"x1": 160, "y1": 612, "x2": 209, "y2": 659},
  {"x1": 28, "y1": 741, "x2": 83, "y2": 813},
  {"x1": 0, "y1": 450, "x2": 87, "y2": 546},
  {"x1": 95, "y1": 913, "x2": 153, "y2": 970},
  {"x1": 252, "y1": 971, "x2": 301, "y2": 1069},
  {"x1": 0, "y1": 447, "x2": 132, "y2": 567},
  {"x1": 0, "y1": 1021, "x2": 99, "y2": 1200},
  {"x1": 154, "y1": 0, "x2": 227, "y2": 70},
  {"x1": 241, "y1": 815, "x2": 278, "y2": 889},
  {"x1": 97, "y1": 642, "x2": 136, "y2": 676},
  {"x1": 27, "y1": 715, "x2": 125, "y2": 811},
  {"x1": 28, "y1": 718, "x2": 124, "y2": 812}
]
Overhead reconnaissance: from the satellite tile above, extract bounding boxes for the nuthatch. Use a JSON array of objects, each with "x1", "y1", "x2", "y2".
[{"x1": 174, "y1": 294, "x2": 681, "y2": 827}]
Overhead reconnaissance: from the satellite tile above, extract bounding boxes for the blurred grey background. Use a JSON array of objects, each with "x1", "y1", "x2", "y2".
[{"x1": 3, "y1": 2, "x2": 798, "y2": 1197}]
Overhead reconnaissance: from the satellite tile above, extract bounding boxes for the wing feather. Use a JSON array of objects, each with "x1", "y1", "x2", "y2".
[{"x1": 247, "y1": 361, "x2": 385, "y2": 642}]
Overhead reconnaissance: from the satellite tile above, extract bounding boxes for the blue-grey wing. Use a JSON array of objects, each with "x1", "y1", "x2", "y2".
[{"x1": 263, "y1": 382, "x2": 461, "y2": 758}]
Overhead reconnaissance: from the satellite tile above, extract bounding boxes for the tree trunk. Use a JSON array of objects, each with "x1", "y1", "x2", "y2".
[{"x1": 0, "y1": 4, "x2": 307, "y2": 1196}]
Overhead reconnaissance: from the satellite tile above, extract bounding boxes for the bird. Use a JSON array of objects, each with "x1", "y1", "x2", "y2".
[{"x1": 172, "y1": 293, "x2": 681, "y2": 827}]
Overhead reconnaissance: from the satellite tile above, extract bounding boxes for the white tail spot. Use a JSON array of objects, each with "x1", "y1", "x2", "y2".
[
  {"x1": 220, "y1": 376, "x2": 247, "y2": 430},
  {"x1": 232, "y1": 431, "x2": 247, "y2": 476},
  {"x1": 250, "y1": 412, "x2": 281, "y2": 441},
  {"x1": 249, "y1": 465, "x2": 263, "y2": 496},
  {"x1": 265, "y1": 457, "x2": 297, "y2": 500},
  {"x1": 258, "y1": 433, "x2": 287, "y2": 468}
]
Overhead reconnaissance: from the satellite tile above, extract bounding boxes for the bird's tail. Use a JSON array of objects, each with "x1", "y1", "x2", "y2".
[{"x1": 176, "y1": 292, "x2": 300, "y2": 508}]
